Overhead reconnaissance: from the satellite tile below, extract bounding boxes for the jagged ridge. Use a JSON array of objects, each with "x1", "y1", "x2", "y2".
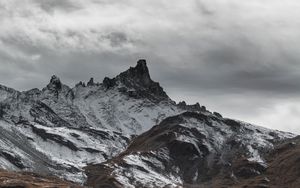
[{"x1": 0, "y1": 59, "x2": 205, "y2": 183}]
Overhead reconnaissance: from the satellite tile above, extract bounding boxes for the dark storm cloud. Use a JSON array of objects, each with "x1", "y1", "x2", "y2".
[
  {"x1": 0, "y1": 0, "x2": 300, "y2": 133},
  {"x1": 158, "y1": 61, "x2": 300, "y2": 95}
]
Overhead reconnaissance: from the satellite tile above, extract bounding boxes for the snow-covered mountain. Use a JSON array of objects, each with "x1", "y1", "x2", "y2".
[
  {"x1": 0, "y1": 59, "x2": 205, "y2": 183},
  {"x1": 0, "y1": 59, "x2": 297, "y2": 187}
]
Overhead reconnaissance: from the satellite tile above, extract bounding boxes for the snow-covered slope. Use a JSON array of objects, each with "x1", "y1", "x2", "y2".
[
  {"x1": 0, "y1": 120, "x2": 130, "y2": 182},
  {"x1": 86, "y1": 112, "x2": 295, "y2": 188}
]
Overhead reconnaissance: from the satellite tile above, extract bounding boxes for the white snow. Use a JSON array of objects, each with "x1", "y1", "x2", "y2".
[{"x1": 114, "y1": 154, "x2": 182, "y2": 188}]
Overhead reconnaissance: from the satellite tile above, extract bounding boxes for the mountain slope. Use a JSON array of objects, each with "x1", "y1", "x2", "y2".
[
  {"x1": 85, "y1": 112, "x2": 294, "y2": 188},
  {"x1": 0, "y1": 169, "x2": 83, "y2": 188}
]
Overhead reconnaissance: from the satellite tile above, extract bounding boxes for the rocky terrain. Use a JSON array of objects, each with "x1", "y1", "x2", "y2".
[
  {"x1": 230, "y1": 135, "x2": 300, "y2": 188},
  {"x1": 85, "y1": 112, "x2": 295, "y2": 188},
  {"x1": 0, "y1": 59, "x2": 202, "y2": 183},
  {"x1": 0, "y1": 59, "x2": 298, "y2": 187}
]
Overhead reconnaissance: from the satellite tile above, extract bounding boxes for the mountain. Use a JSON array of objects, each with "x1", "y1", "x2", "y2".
[
  {"x1": 0, "y1": 59, "x2": 204, "y2": 183},
  {"x1": 85, "y1": 112, "x2": 294, "y2": 188},
  {"x1": 0, "y1": 59, "x2": 297, "y2": 187},
  {"x1": 232, "y1": 136, "x2": 300, "y2": 188}
]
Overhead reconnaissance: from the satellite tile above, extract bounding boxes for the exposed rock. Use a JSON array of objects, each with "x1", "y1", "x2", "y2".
[
  {"x1": 0, "y1": 151, "x2": 25, "y2": 169},
  {"x1": 227, "y1": 136, "x2": 300, "y2": 188},
  {"x1": 233, "y1": 158, "x2": 267, "y2": 178},
  {"x1": 24, "y1": 88, "x2": 41, "y2": 96},
  {"x1": 86, "y1": 111, "x2": 294, "y2": 188},
  {"x1": 178, "y1": 101, "x2": 187, "y2": 107},
  {"x1": 0, "y1": 84, "x2": 19, "y2": 103},
  {"x1": 101, "y1": 59, "x2": 171, "y2": 102},
  {"x1": 87, "y1": 77, "x2": 95, "y2": 86},
  {"x1": 213, "y1": 112, "x2": 223, "y2": 118},
  {"x1": 178, "y1": 101, "x2": 206, "y2": 112},
  {"x1": 30, "y1": 124, "x2": 79, "y2": 151},
  {"x1": 29, "y1": 101, "x2": 72, "y2": 127},
  {"x1": 116, "y1": 59, "x2": 170, "y2": 102},
  {"x1": 117, "y1": 59, "x2": 151, "y2": 86},
  {"x1": 47, "y1": 75, "x2": 62, "y2": 90},
  {"x1": 0, "y1": 103, "x2": 9, "y2": 119},
  {"x1": 76, "y1": 81, "x2": 86, "y2": 87},
  {"x1": 103, "y1": 77, "x2": 116, "y2": 89}
]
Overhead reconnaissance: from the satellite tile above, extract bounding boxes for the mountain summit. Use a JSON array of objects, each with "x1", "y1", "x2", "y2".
[
  {"x1": 119, "y1": 59, "x2": 152, "y2": 87},
  {"x1": 48, "y1": 75, "x2": 62, "y2": 90},
  {"x1": 102, "y1": 59, "x2": 170, "y2": 102}
]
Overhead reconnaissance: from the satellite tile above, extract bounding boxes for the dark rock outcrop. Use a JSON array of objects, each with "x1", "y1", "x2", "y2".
[
  {"x1": 103, "y1": 77, "x2": 116, "y2": 89},
  {"x1": 47, "y1": 75, "x2": 62, "y2": 91},
  {"x1": 30, "y1": 124, "x2": 79, "y2": 151},
  {"x1": 76, "y1": 81, "x2": 86, "y2": 87},
  {"x1": 213, "y1": 112, "x2": 223, "y2": 118},
  {"x1": 0, "y1": 151, "x2": 25, "y2": 169},
  {"x1": 178, "y1": 101, "x2": 206, "y2": 112},
  {"x1": 115, "y1": 59, "x2": 170, "y2": 102},
  {"x1": 87, "y1": 78, "x2": 95, "y2": 86}
]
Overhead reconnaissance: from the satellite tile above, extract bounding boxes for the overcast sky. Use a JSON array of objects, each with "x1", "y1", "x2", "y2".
[{"x1": 0, "y1": 0, "x2": 300, "y2": 134}]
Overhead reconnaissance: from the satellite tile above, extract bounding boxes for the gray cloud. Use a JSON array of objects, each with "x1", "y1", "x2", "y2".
[
  {"x1": 0, "y1": 0, "x2": 300, "y2": 133},
  {"x1": 32, "y1": 0, "x2": 80, "y2": 13}
]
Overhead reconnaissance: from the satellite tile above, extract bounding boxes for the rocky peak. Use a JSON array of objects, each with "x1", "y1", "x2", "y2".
[
  {"x1": 0, "y1": 84, "x2": 19, "y2": 103},
  {"x1": 135, "y1": 59, "x2": 151, "y2": 83},
  {"x1": 113, "y1": 59, "x2": 170, "y2": 102},
  {"x1": 48, "y1": 75, "x2": 62, "y2": 90},
  {"x1": 103, "y1": 77, "x2": 116, "y2": 89},
  {"x1": 43, "y1": 75, "x2": 74, "y2": 101},
  {"x1": 87, "y1": 78, "x2": 94, "y2": 86},
  {"x1": 75, "y1": 81, "x2": 86, "y2": 87},
  {"x1": 0, "y1": 84, "x2": 18, "y2": 95},
  {"x1": 177, "y1": 101, "x2": 207, "y2": 112},
  {"x1": 118, "y1": 59, "x2": 152, "y2": 87}
]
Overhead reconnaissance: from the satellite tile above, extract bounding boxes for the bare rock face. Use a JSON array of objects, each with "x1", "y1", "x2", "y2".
[
  {"x1": 101, "y1": 59, "x2": 170, "y2": 102},
  {"x1": 76, "y1": 81, "x2": 86, "y2": 87},
  {"x1": 87, "y1": 78, "x2": 95, "y2": 86},
  {"x1": 228, "y1": 136, "x2": 300, "y2": 188},
  {"x1": 126, "y1": 59, "x2": 152, "y2": 86},
  {"x1": 115, "y1": 59, "x2": 170, "y2": 102},
  {"x1": 178, "y1": 101, "x2": 206, "y2": 112},
  {"x1": 103, "y1": 77, "x2": 116, "y2": 89},
  {"x1": 48, "y1": 75, "x2": 62, "y2": 91}
]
